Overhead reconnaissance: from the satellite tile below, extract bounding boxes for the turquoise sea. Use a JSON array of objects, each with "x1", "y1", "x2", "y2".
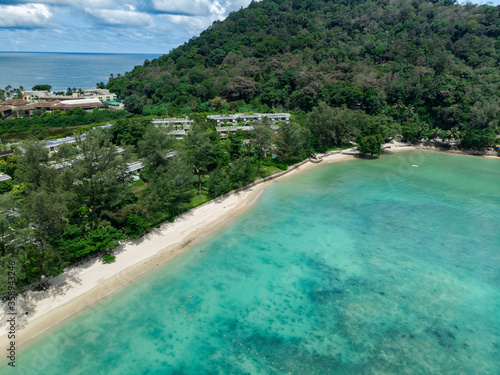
[
  {"x1": 7, "y1": 150, "x2": 500, "y2": 374},
  {"x1": 0, "y1": 52, "x2": 161, "y2": 92}
]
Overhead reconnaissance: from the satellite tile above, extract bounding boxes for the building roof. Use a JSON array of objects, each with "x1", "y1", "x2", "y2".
[
  {"x1": 84, "y1": 89, "x2": 112, "y2": 95},
  {"x1": 263, "y1": 113, "x2": 291, "y2": 118},
  {"x1": 53, "y1": 102, "x2": 104, "y2": 111},
  {"x1": 127, "y1": 161, "x2": 144, "y2": 173},
  {"x1": 23, "y1": 90, "x2": 50, "y2": 97},
  {"x1": 59, "y1": 98, "x2": 101, "y2": 106},
  {"x1": 0, "y1": 106, "x2": 12, "y2": 112},
  {"x1": 45, "y1": 136, "x2": 78, "y2": 148},
  {"x1": 207, "y1": 115, "x2": 234, "y2": 120},
  {"x1": 17, "y1": 105, "x2": 37, "y2": 111},
  {"x1": 33, "y1": 102, "x2": 58, "y2": 109},
  {"x1": 0, "y1": 174, "x2": 12, "y2": 182},
  {"x1": 43, "y1": 96, "x2": 84, "y2": 101},
  {"x1": 1, "y1": 99, "x2": 29, "y2": 106},
  {"x1": 152, "y1": 118, "x2": 193, "y2": 124},
  {"x1": 207, "y1": 113, "x2": 291, "y2": 121}
]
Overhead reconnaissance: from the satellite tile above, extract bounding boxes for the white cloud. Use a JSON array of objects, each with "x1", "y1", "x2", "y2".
[
  {"x1": 0, "y1": 4, "x2": 52, "y2": 28},
  {"x1": 9, "y1": 0, "x2": 117, "y2": 7},
  {"x1": 159, "y1": 14, "x2": 218, "y2": 35},
  {"x1": 129, "y1": 32, "x2": 154, "y2": 41},
  {"x1": 155, "y1": 0, "x2": 253, "y2": 36},
  {"x1": 84, "y1": 8, "x2": 153, "y2": 27},
  {"x1": 152, "y1": 0, "x2": 225, "y2": 16}
]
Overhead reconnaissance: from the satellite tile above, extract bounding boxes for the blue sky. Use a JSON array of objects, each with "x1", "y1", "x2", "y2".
[{"x1": 0, "y1": 0, "x2": 498, "y2": 54}]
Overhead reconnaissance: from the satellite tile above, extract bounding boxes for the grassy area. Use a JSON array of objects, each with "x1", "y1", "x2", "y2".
[
  {"x1": 130, "y1": 179, "x2": 148, "y2": 197},
  {"x1": 259, "y1": 165, "x2": 283, "y2": 177},
  {"x1": 188, "y1": 191, "x2": 211, "y2": 208}
]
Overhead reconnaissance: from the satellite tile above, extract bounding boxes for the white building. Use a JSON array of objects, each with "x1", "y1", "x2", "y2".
[
  {"x1": 207, "y1": 113, "x2": 290, "y2": 125},
  {"x1": 82, "y1": 89, "x2": 117, "y2": 102},
  {"x1": 44, "y1": 136, "x2": 79, "y2": 153},
  {"x1": 152, "y1": 117, "x2": 194, "y2": 129},
  {"x1": 43, "y1": 124, "x2": 112, "y2": 152},
  {"x1": 22, "y1": 90, "x2": 50, "y2": 102},
  {"x1": 0, "y1": 173, "x2": 12, "y2": 183},
  {"x1": 216, "y1": 125, "x2": 279, "y2": 138}
]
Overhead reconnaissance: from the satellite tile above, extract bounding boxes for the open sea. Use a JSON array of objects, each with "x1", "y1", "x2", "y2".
[
  {"x1": 0, "y1": 52, "x2": 162, "y2": 92},
  {"x1": 5, "y1": 150, "x2": 500, "y2": 374}
]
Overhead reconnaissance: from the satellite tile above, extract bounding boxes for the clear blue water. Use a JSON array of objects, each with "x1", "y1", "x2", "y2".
[
  {"x1": 0, "y1": 52, "x2": 161, "y2": 92},
  {"x1": 7, "y1": 151, "x2": 500, "y2": 374}
]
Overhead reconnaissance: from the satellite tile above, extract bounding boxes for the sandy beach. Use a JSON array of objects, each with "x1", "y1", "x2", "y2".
[
  {"x1": 4, "y1": 144, "x2": 494, "y2": 362},
  {"x1": 0, "y1": 152, "x2": 358, "y2": 358}
]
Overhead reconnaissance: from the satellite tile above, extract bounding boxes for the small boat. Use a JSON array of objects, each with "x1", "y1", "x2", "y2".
[{"x1": 412, "y1": 165, "x2": 418, "y2": 168}]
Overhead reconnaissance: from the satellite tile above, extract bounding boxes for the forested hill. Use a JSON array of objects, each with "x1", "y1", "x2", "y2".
[{"x1": 106, "y1": 0, "x2": 500, "y2": 129}]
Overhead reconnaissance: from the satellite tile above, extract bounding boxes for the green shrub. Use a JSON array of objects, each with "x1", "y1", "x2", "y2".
[{"x1": 102, "y1": 254, "x2": 116, "y2": 263}]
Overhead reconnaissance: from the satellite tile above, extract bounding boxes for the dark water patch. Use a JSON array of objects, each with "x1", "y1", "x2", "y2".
[
  {"x1": 309, "y1": 289, "x2": 345, "y2": 305},
  {"x1": 427, "y1": 327, "x2": 457, "y2": 349}
]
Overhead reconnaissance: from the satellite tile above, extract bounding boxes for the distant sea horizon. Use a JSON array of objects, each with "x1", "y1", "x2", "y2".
[{"x1": 0, "y1": 52, "x2": 163, "y2": 92}]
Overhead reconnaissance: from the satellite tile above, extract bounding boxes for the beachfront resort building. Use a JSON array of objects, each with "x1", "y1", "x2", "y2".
[
  {"x1": 151, "y1": 113, "x2": 290, "y2": 139},
  {"x1": 152, "y1": 117, "x2": 194, "y2": 138},
  {"x1": 22, "y1": 89, "x2": 117, "y2": 103},
  {"x1": 45, "y1": 136, "x2": 80, "y2": 153},
  {"x1": 207, "y1": 113, "x2": 290, "y2": 125},
  {"x1": 43, "y1": 125, "x2": 112, "y2": 153},
  {"x1": 82, "y1": 89, "x2": 117, "y2": 102},
  {"x1": 152, "y1": 117, "x2": 194, "y2": 129},
  {"x1": 2, "y1": 95, "x2": 108, "y2": 117}
]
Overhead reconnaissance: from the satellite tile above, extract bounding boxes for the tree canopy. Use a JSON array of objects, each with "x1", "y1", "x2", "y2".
[{"x1": 105, "y1": 0, "x2": 500, "y2": 137}]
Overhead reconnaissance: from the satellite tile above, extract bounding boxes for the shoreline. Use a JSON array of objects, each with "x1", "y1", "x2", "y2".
[
  {"x1": 0, "y1": 152, "x2": 356, "y2": 360},
  {"x1": 1, "y1": 146, "x2": 496, "y2": 364},
  {"x1": 413, "y1": 144, "x2": 498, "y2": 159}
]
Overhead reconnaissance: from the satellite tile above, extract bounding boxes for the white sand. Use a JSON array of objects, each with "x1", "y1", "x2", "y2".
[{"x1": 0, "y1": 153, "x2": 356, "y2": 354}]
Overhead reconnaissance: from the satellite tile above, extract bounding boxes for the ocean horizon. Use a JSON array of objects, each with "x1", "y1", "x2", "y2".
[
  {"x1": 4, "y1": 150, "x2": 499, "y2": 374},
  {"x1": 0, "y1": 52, "x2": 162, "y2": 92}
]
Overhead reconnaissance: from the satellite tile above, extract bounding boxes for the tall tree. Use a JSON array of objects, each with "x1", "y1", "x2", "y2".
[
  {"x1": 468, "y1": 99, "x2": 500, "y2": 130},
  {"x1": 123, "y1": 94, "x2": 145, "y2": 115},
  {"x1": 23, "y1": 186, "x2": 69, "y2": 287},
  {"x1": 32, "y1": 84, "x2": 52, "y2": 91},
  {"x1": 185, "y1": 126, "x2": 215, "y2": 191},
  {"x1": 0, "y1": 193, "x2": 18, "y2": 256},
  {"x1": 74, "y1": 129, "x2": 130, "y2": 221},
  {"x1": 14, "y1": 140, "x2": 54, "y2": 190},
  {"x1": 138, "y1": 125, "x2": 177, "y2": 173},
  {"x1": 249, "y1": 120, "x2": 274, "y2": 177},
  {"x1": 275, "y1": 121, "x2": 307, "y2": 163},
  {"x1": 142, "y1": 155, "x2": 193, "y2": 220},
  {"x1": 110, "y1": 118, "x2": 148, "y2": 146},
  {"x1": 229, "y1": 156, "x2": 255, "y2": 187},
  {"x1": 208, "y1": 167, "x2": 231, "y2": 198},
  {"x1": 309, "y1": 103, "x2": 359, "y2": 151},
  {"x1": 356, "y1": 115, "x2": 399, "y2": 156}
]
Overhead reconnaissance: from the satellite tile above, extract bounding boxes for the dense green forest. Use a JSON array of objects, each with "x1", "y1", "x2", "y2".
[{"x1": 105, "y1": 0, "x2": 500, "y2": 147}]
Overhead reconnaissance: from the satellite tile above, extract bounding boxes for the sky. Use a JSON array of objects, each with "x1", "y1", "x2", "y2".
[{"x1": 0, "y1": 0, "x2": 498, "y2": 55}]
